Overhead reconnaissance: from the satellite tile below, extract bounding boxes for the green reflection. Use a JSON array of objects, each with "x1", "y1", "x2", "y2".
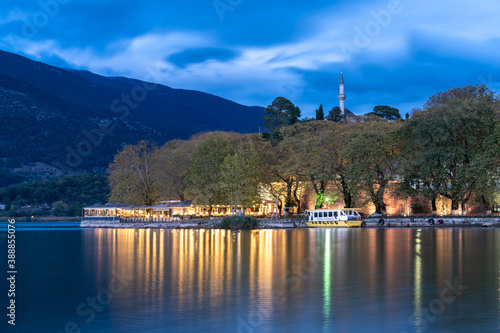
[{"x1": 323, "y1": 230, "x2": 331, "y2": 333}]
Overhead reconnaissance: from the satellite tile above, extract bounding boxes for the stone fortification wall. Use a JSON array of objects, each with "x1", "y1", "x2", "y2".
[{"x1": 363, "y1": 216, "x2": 500, "y2": 227}]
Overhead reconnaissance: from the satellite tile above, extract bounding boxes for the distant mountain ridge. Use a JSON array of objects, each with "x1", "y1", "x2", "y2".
[{"x1": 0, "y1": 50, "x2": 265, "y2": 173}]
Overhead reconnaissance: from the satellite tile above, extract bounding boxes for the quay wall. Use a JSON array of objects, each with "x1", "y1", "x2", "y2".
[
  {"x1": 80, "y1": 217, "x2": 500, "y2": 228},
  {"x1": 363, "y1": 216, "x2": 500, "y2": 227}
]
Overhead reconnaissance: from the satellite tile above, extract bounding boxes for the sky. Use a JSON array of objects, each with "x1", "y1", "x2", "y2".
[{"x1": 1, "y1": 0, "x2": 500, "y2": 117}]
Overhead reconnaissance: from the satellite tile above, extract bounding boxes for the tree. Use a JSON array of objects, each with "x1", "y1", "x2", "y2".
[
  {"x1": 108, "y1": 141, "x2": 160, "y2": 205},
  {"x1": 398, "y1": 85, "x2": 500, "y2": 214},
  {"x1": 220, "y1": 152, "x2": 260, "y2": 214},
  {"x1": 53, "y1": 201, "x2": 68, "y2": 216},
  {"x1": 281, "y1": 121, "x2": 340, "y2": 209},
  {"x1": 262, "y1": 97, "x2": 300, "y2": 142},
  {"x1": 315, "y1": 104, "x2": 325, "y2": 120},
  {"x1": 332, "y1": 121, "x2": 364, "y2": 208},
  {"x1": 343, "y1": 120, "x2": 402, "y2": 214},
  {"x1": 157, "y1": 139, "x2": 195, "y2": 201},
  {"x1": 289, "y1": 105, "x2": 301, "y2": 125},
  {"x1": 368, "y1": 105, "x2": 401, "y2": 121},
  {"x1": 184, "y1": 133, "x2": 235, "y2": 216},
  {"x1": 326, "y1": 106, "x2": 345, "y2": 122}
]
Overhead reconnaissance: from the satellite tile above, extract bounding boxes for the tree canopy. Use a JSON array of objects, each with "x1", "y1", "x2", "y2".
[
  {"x1": 326, "y1": 106, "x2": 346, "y2": 122},
  {"x1": 315, "y1": 104, "x2": 325, "y2": 120},
  {"x1": 103, "y1": 85, "x2": 500, "y2": 216},
  {"x1": 368, "y1": 105, "x2": 402, "y2": 121},
  {"x1": 262, "y1": 97, "x2": 301, "y2": 142},
  {"x1": 398, "y1": 85, "x2": 500, "y2": 213},
  {"x1": 108, "y1": 141, "x2": 160, "y2": 205}
]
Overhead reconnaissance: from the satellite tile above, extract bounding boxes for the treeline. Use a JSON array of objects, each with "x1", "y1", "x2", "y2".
[
  {"x1": 0, "y1": 173, "x2": 110, "y2": 216},
  {"x1": 108, "y1": 85, "x2": 500, "y2": 215}
]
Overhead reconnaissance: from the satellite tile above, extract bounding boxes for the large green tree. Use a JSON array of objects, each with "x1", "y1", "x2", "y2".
[
  {"x1": 281, "y1": 121, "x2": 340, "y2": 209},
  {"x1": 184, "y1": 133, "x2": 235, "y2": 216},
  {"x1": 398, "y1": 85, "x2": 500, "y2": 214},
  {"x1": 262, "y1": 97, "x2": 300, "y2": 142},
  {"x1": 332, "y1": 120, "x2": 364, "y2": 208},
  {"x1": 369, "y1": 105, "x2": 401, "y2": 121},
  {"x1": 157, "y1": 139, "x2": 195, "y2": 201},
  {"x1": 343, "y1": 119, "x2": 402, "y2": 214},
  {"x1": 108, "y1": 141, "x2": 161, "y2": 205},
  {"x1": 326, "y1": 106, "x2": 345, "y2": 122},
  {"x1": 220, "y1": 152, "x2": 260, "y2": 214}
]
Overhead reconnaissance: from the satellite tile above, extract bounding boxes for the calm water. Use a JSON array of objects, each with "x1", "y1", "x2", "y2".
[{"x1": 1, "y1": 227, "x2": 500, "y2": 332}]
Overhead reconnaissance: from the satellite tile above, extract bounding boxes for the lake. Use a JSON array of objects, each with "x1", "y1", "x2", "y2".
[{"x1": 1, "y1": 227, "x2": 499, "y2": 332}]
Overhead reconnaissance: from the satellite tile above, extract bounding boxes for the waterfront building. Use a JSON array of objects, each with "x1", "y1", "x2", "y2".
[{"x1": 82, "y1": 200, "x2": 276, "y2": 222}]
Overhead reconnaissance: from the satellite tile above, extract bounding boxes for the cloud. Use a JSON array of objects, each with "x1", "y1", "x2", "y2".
[
  {"x1": 0, "y1": 8, "x2": 28, "y2": 24},
  {"x1": 1, "y1": 0, "x2": 499, "y2": 116},
  {"x1": 168, "y1": 48, "x2": 239, "y2": 68}
]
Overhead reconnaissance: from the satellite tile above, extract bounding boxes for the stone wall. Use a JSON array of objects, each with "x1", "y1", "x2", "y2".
[
  {"x1": 363, "y1": 216, "x2": 500, "y2": 227},
  {"x1": 80, "y1": 217, "x2": 500, "y2": 228}
]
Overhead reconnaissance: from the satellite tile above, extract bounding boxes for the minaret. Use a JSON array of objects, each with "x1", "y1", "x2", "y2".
[{"x1": 338, "y1": 72, "x2": 346, "y2": 115}]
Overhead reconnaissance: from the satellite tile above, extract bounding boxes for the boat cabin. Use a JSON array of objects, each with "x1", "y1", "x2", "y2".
[
  {"x1": 307, "y1": 209, "x2": 348, "y2": 222},
  {"x1": 341, "y1": 209, "x2": 362, "y2": 220}
]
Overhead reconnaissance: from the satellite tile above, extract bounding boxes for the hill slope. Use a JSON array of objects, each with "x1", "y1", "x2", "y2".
[{"x1": 0, "y1": 50, "x2": 265, "y2": 173}]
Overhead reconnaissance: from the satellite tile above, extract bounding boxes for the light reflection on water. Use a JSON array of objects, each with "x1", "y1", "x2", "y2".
[
  {"x1": 9, "y1": 228, "x2": 500, "y2": 332},
  {"x1": 413, "y1": 229, "x2": 423, "y2": 332}
]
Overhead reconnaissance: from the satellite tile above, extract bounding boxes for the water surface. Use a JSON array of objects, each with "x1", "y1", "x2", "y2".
[{"x1": 1, "y1": 227, "x2": 499, "y2": 332}]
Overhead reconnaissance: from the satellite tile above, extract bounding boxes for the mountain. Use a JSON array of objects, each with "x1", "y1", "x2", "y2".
[{"x1": 0, "y1": 50, "x2": 265, "y2": 174}]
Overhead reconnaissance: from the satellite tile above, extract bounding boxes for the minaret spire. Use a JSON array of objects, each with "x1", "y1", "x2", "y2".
[{"x1": 338, "y1": 71, "x2": 346, "y2": 115}]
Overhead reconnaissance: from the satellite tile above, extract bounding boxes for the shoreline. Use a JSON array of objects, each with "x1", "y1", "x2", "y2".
[
  {"x1": 0, "y1": 216, "x2": 82, "y2": 222},
  {"x1": 80, "y1": 216, "x2": 500, "y2": 229},
  {"x1": 2, "y1": 216, "x2": 498, "y2": 229}
]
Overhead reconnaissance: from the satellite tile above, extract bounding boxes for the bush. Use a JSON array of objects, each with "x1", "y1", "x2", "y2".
[{"x1": 217, "y1": 215, "x2": 259, "y2": 229}]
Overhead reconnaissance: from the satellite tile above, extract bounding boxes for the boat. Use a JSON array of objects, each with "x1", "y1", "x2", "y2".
[{"x1": 305, "y1": 208, "x2": 363, "y2": 228}]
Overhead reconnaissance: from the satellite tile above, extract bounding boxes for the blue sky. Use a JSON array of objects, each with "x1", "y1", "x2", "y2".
[{"x1": 1, "y1": 0, "x2": 500, "y2": 117}]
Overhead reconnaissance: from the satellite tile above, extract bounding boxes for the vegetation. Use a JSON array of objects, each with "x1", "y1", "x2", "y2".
[
  {"x1": 184, "y1": 133, "x2": 236, "y2": 216},
  {"x1": 105, "y1": 85, "x2": 500, "y2": 216},
  {"x1": 397, "y1": 85, "x2": 500, "y2": 214},
  {"x1": 262, "y1": 97, "x2": 301, "y2": 142},
  {"x1": 343, "y1": 120, "x2": 402, "y2": 214},
  {"x1": 315, "y1": 104, "x2": 325, "y2": 120},
  {"x1": 368, "y1": 105, "x2": 402, "y2": 121},
  {"x1": 217, "y1": 215, "x2": 260, "y2": 229},
  {"x1": 108, "y1": 141, "x2": 160, "y2": 205},
  {"x1": 0, "y1": 173, "x2": 110, "y2": 216},
  {"x1": 326, "y1": 106, "x2": 346, "y2": 122}
]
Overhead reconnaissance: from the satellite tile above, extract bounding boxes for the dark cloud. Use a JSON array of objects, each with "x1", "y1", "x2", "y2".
[{"x1": 168, "y1": 48, "x2": 238, "y2": 68}]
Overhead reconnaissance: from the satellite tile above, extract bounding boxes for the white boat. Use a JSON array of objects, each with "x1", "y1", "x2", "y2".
[{"x1": 305, "y1": 208, "x2": 363, "y2": 228}]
